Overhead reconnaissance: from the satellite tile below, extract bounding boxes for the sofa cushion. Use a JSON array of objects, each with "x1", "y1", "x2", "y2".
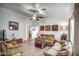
[
  {"x1": 44, "y1": 48, "x2": 58, "y2": 56},
  {"x1": 52, "y1": 42, "x2": 62, "y2": 51},
  {"x1": 40, "y1": 34, "x2": 55, "y2": 40},
  {"x1": 9, "y1": 41, "x2": 17, "y2": 45},
  {"x1": 44, "y1": 42, "x2": 62, "y2": 56},
  {"x1": 7, "y1": 44, "x2": 14, "y2": 48}
]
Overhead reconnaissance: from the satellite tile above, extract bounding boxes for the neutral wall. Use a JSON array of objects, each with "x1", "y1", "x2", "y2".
[
  {"x1": 0, "y1": 7, "x2": 26, "y2": 40},
  {"x1": 0, "y1": 7, "x2": 69, "y2": 41},
  {"x1": 25, "y1": 18, "x2": 32, "y2": 40},
  {"x1": 32, "y1": 18, "x2": 68, "y2": 41}
]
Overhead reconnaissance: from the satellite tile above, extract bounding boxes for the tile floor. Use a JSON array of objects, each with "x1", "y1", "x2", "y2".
[{"x1": 22, "y1": 40, "x2": 51, "y2": 56}]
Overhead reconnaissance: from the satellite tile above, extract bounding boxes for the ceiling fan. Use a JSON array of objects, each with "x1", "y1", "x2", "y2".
[
  {"x1": 29, "y1": 10, "x2": 44, "y2": 21},
  {"x1": 28, "y1": 4, "x2": 47, "y2": 21}
]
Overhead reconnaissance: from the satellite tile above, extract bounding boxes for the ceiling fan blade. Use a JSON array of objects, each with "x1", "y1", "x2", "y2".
[
  {"x1": 37, "y1": 16, "x2": 43, "y2": 18},
  {"x1": 36, "y1": 18, "x2": 39, "y2": 21},
  {"x1": 41, "y1": 8, "x2": 47, "y2": 11}
]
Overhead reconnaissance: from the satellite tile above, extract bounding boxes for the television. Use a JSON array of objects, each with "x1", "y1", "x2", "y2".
[{"x1": 0, "y1": 30, "x2": 5, "y2": 41}]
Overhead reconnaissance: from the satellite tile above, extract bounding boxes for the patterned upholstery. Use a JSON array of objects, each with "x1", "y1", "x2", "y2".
[
  {"x1": 2, "y1": 38, "x2": 22, "y2": 56},
  {"x1": 36, "y1": 34, "x2": 55, "y2": 46}
]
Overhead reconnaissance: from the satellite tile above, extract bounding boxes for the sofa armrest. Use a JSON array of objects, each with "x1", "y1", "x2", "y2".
[
  {"x1": 7, "y1": 44, "x2": 22, "y2": 49},
  {"x1": 3, "y1": 42, "x2": 8, "y2": 47},
  {"x1": 2, "y1": 42, "x2": 22, "y2": 49}
]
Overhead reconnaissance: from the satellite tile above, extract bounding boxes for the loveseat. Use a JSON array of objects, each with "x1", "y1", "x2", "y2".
[
  {"x1": 43, "y1": 40, "x2": 72, "y2": 56},
  {"x1": 2, "y1": 38, "x2": 23, "y2": 56},
  {"x1": 35, "y1": 34, "x2": 56, "y2": 48}
]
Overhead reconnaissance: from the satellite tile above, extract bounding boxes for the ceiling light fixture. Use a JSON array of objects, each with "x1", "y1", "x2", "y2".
[{"x1": 33, "y1": 14, "x2": 36, "y2": 20}]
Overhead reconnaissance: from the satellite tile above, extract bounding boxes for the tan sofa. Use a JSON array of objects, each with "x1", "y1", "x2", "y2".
[
  {"x1": 43, "y1": 40, "x2": 71, "y2": 56},
  {"x1": 2, "y1": 38, "x2": 23, "y2": 56},
  {"x1": 35, "y1": 34, "x2": 55, "y2": 48},
  {"x1": 40, "y1": 34, "x2": 55, "y2": 42},
  {"x1": 44, "y1": 42, "x2": 62, "y2": 56}
]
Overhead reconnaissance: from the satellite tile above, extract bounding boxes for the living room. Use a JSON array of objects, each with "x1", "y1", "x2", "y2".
[{"x1": 0, "y1": 3, "x2": 75, "y2": 56}]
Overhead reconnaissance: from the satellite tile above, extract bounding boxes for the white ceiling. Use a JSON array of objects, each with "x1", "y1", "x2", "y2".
[{"x1": 0, "y1": 3, "x2": 74, "y2": 20}]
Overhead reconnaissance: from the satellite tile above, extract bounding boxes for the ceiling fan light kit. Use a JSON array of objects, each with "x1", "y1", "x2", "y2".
[{"x1": 32, "y1": 14, "x2": 36, "y2": 20}]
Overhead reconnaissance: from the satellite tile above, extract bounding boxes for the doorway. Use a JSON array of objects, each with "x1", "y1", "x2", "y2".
[{"x1": 28, "y1": 26, "x2": 39, "y2": 44}]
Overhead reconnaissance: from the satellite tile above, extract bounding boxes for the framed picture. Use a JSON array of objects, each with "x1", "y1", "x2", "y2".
[
  {"x1": 52, "y1": 25, "x2": 58, "y2": 31},
  {"x1": 45, "y1": 25, "x2": 51, "y2": 31},
  {"x1": 9, "y1": 21, "x2": 19, "y2": 30},
  {"x1": 40, "y1": 26, "x2": 44, "y2": 31}
]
